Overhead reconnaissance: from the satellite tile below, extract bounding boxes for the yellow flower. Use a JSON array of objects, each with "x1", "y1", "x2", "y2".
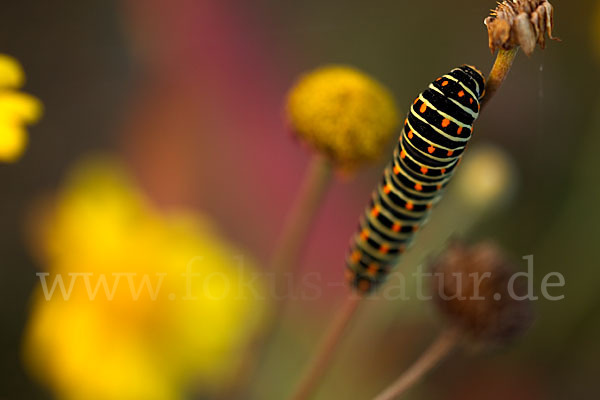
[
  {"x1": 286, "y1": 65, "x2": 399, "y2": 167},
  {"x1": 453, "y1": 144, "x2": 517, "y2": 211},
  {"x1": 0, "y1": 54, "x2": 42, "y2": 162},
  {"x1": 594, "y1": 1, "x2": 600, "y2": 62},
  {"x1": 23, "y1": 157, "x2": 265, "y2": 400}
]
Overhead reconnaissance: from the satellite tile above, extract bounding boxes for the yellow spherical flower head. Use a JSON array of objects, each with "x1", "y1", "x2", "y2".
[
  {"x1": 286, "y1": 65, "x2": 399, "y2": 167},
  {"x1": 0, "y1": 54, "x2": 42, "y2": 162},
  {"x1": 23, "y1": 157, "x2": 266, "y2": 400}
]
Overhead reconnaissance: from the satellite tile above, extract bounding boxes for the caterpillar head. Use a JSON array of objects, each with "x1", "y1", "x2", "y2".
[{"x1": 460, "y1": 65, "x2": 486, "y2": 101}]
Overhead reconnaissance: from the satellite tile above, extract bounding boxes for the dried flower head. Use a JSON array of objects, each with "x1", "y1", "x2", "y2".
[
  {"x1": 286, "y1": 65, "x2": 399, "y2": 167},
  {"x1": 484, "y1": 0, "x2": 558, "y2": 56},
  {"x1": 429, "y1": 240, "x2": 534, "y2": 344}
]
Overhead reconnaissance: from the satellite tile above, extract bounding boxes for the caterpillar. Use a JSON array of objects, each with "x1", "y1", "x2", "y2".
[{"x1": 345, "y1": 65, "x2": 486, "y2": 293}]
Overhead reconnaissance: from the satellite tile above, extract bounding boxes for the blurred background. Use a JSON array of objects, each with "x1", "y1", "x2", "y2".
[{"x1": 1, "y1": 0, "x2": 598, "y2": 399}]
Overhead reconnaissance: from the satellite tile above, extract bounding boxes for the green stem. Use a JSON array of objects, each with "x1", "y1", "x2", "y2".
[
  {"x1": 218, "y1": 154, "x2": 333, "y2": 399},
  {"x1": 372, "y1": 328, "x2": 461, "y2": 400},
  {"x1": 271, "y1": 154, "x2": 333, "y2": 277},
  {"x1": 480, "y1": 48, "x2": 519, "y2": 111},
  {"x1": 288, "y1": 294, "x2": 362, "y2": 400}
]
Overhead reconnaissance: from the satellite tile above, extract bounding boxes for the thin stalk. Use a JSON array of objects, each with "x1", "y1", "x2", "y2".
[
  {"x1": 272, "y1": 154, "x2": 333, "y2": 276},
  {"x1": 288, "y1": 294, "x2": 362, "y2": 400},
  {"x1": 219, "y1": 154, "x2": 333, "y2": 400},
  {"x1": 480, "y1": 48, "x2": 519, "y2": 111},
  {"x1": 371, "y1": 328, "x2": 461, "y2": 400}
]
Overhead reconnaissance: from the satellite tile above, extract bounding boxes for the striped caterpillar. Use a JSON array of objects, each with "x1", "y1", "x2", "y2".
[{"x1": 346, "y1": 65, "x2": 486, "y2": 293}]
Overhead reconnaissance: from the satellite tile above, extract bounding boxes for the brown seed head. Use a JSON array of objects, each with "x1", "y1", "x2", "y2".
[
  {"x1": 429, "y1": 240, "x2": 534, "y2": 344},
  {"x1": 484, "y1": 0, "x2": 559, "y2": 56}
]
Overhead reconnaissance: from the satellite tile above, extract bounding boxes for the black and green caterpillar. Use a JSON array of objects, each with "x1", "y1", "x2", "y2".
[{"x1": 346, "y1": 65, "x2": 486, "y2": 293}]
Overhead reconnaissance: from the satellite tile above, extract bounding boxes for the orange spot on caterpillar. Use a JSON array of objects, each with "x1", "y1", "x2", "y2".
[
  {"x1": 392, "y1": 222, "x2": 402, "y2": 232},
  {"x1": 457, "y1": 126, "x2": 463, "y2": 135},
  {"x1": 400, "y1": 150, "x2": 407, "y2": 160},
  {"x1": 447, "y1": 150, "x2": 454, "y2": 156},
  {"x1": 393, "y1": 165, "x2": 401, "y2": 174},
  {"x1": 469, "y1": 98, "x2": 474, "y2": 104},
  {"x1": 405, "y1": 202, "x2": 414, "y2": 211},
  {"x1": 413, "y1": 98, "x2": 418, "y2": 105},
  {"x1": 383, "y1": 184, "x2": 392, "y2": 194},
  {"x1": 420, "y1": 166, "x2": 428, "y2": 174},
  {"x1": 436, "y1": 77, "x2": 442, "y2": 82},
  {"x1": 436, "y1": 184, "x2": 442, "y2": 190},
  {"x1": 371, "y1": 205, "x2": 380, "y2": 217},
  {"x1": 441, "y1": 168, "x2": 446, "y2": 174},
  {"x1": 379, "y1": 244, "x2": 389, "y2": 254},
  {"x1": 420, "y1": 103, "x2": 427, "y2": 113},
  {"x1": 426, "y1": 203, "x2": 432, "y2": 209},
  {"x1": 442, "y1": 119, "x2": 450, "y2": 128},
  {"x1": 351, "y1": 250, "x2": 361, "y2": 263},
  {"x1": 359, "y1": 229, "x2": 369, "y2": 241},
  {"x1": 428, "y1": 146, "x2": 435, "y2": 154},
  {"x1": 442, "y1": 81, "x2": 449, "y2": 86},
  {"x1": 415, "y1": 183, "x2": 423, "y2": 191},
  {"x1": 458, "y1": 90, "x2": 465, "y2": 97},
  {"x1": 367, "y1": 265, "x2": 378, "y2": 278},
  {"x1": 407, "y1": 130, "x2": 414, "y2": 139}
]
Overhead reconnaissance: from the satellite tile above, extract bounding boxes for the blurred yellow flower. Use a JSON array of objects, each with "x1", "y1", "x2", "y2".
[
  {"x1": 594, "y1": 1, "x2": 600, "y2": 62},
  {"x1": 286, "y1": 65, "x2": 399, "y2": 168},
  {"x1": 23, "y1": 157, "x2": 265, "y2": 400},
  {"x1": 0, "y1": 54, "x2": 42, "y2": 162},
  {"x1": 453, "y1": 144, "x2": 517, "y2": 211}
]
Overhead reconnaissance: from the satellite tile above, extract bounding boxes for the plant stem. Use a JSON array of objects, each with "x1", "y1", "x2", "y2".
[
  {"x1": 288, "y1": 294, "x2": 362, "y2": 400},
  {"x1": 217, "y1": 154, "x2": 333, "y2": 400},
  {"x1": 371, "y1": 328, "x2": 461, "y2": 400},
  {"x1": 272, "y1": 154, "x2": 333, "y2": 276},
  {"x1": 480, "y1": 48, "x2": 519, "y2": 111}
]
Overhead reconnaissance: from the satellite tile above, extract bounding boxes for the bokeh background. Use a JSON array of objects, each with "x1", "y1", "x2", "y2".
[{"x1": 1, "y1": 0, "x2": 598, "y2": 399}]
